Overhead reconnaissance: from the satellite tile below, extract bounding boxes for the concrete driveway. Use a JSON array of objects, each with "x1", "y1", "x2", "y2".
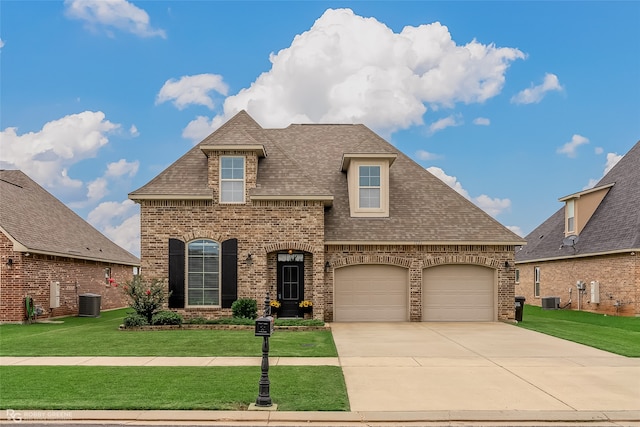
[{"x1": 330, "y1": 322, "x2": 640, "y2": 413}]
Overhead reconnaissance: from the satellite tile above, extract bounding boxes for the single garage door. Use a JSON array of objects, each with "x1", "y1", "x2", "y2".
[
  {"x1": 334, "y1": 264, "x2": 408, "y2": 322},
  {"x1": 422, "y1": 264, "x2": 495, "y2": 321}
]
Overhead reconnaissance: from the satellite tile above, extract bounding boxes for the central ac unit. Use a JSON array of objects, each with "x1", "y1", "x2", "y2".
[{"x1": 541, "y1": 297, "x2": 560, "y2": 309}]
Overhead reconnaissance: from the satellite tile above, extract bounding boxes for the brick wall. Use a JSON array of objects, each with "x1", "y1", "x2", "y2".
[
  {"x1": 325, "y1": 244, "x2": 516, "y2": 322},
  {"x1": 1, "y1": 231, "x2": 133, "y2": 322},
  {"x1": 139, "y1": 199, "x2": 326, "y2": 320},
  {"x1": 516, "y1": 253, "x2": 639, "y2": 316}
]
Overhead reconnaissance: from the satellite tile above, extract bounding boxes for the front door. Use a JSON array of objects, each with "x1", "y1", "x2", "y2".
[{"x1": 277, "y1": 254, "x2": 304, "y2": 317}]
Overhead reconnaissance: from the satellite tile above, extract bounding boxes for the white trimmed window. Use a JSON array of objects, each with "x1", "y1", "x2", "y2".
[
  {"x1": 534, "y1": 266, "x2": 541, "y2": 298},
  {"x1": 187, "y1": 240, "x2": 220, "y2": 306},
  {"x1": 220, "y1": 156, "x2": 245, "y2": 203},
  {"x1": 359, "y1": 165, "x2": 381, "y2": 209},
  {"x1": 566, "y1": 200, "x2": 575, "y2": 234}
]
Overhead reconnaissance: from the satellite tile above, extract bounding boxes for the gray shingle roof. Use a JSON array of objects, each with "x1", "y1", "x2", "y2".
[
  {"x1": 516, "y1": 141, "x2": 640, "y2": 262},
  {"x1": 131, "y1": 111, "x2": 523, "y2": 244},
  {"x1": 0, "y1": 170, "x2": 139, "y2": 265}
]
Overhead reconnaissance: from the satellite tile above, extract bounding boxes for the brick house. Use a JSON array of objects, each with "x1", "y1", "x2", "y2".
[
  {"x1": 515, "y1": 141, "x2": 639, "y2": 316},
  {"x1": 0, "y1": 170, "x2": 140, "y2": 322},
  {"x1": 129, "y1": 111, "x2": 524, "y2": 322}
]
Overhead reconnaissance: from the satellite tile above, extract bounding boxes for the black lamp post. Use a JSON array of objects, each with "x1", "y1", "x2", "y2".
[{"x1": 254, "y1": 292, "x2": 274, "y2": 407}]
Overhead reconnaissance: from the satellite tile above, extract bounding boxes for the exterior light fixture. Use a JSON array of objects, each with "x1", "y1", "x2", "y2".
[
  {"x1": 324, "y1": 261, "x2": 331, "y2": 273},
  {"x1": 6, "y1": 258, "x2": 13, "y2": 267},
  {"x1": 246, "y1": 253, "x2": 253, "y2": 265}
]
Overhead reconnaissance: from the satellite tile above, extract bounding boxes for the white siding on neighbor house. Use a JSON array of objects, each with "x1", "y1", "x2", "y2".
[
  {"x1": 422, "y1": 264, "x2": 495, "y2": 321},
  {"x1": 334, "y1": 264, "x2": 409, "y2": 322}
]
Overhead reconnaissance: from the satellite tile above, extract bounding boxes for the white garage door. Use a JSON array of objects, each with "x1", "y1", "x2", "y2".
[
  {"x1": 422, "y1": 264, "x2": 495, "y2": 321},
  {"x1": 334, "y1": 264, "x2": 408, "y2": 322}
]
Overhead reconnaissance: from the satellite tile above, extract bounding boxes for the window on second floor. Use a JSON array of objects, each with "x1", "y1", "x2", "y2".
[
  {"x1": 220, "y1": 156, "x2": 245, "y2": 203},
  {"x1": 359, "y1": 165, "x2": 381, "y2": 209},
  {"x1": 566, "y1": 199, "x2": 575, "y2": 234}
]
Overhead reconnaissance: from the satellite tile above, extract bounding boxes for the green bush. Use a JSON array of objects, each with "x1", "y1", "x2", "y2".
[
  {"x1": 231, "y1": 298, "x2": 258, "y2": 319},
  {"x1": 123, "y1": 312, "x2": 149, "y2": 328},
  {"x1": 121, "y1": 276, "x2": 169, "y2": 324},
  {"x1": 152, "y1": 310, "x2": 183, "y2": 326}
]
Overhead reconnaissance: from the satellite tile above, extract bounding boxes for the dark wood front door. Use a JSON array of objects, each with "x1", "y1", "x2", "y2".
[{"x1": 277, "y1": 261, "x2": 304, "y2": 317}]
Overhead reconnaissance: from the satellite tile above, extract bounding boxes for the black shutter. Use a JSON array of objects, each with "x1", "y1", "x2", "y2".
[
  {"x1": 168, "y1": 238, "x2": 185, "y2": 308},
  {"x1": 221, "y1": 238, "x2": 238, "y2": 308}
]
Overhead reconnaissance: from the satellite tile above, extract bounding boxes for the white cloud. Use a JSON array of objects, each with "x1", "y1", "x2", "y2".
[
  {"x1": 415, "y1": 150, "x2": 439, "y2": 161},
  {"x1": 184, "y1": 8, "x2": 525, "y2": 142},
  {"x1": 106, "y1": 158, "x2": 139, "y2": 178},
  {"x1": 473, "y1": 117, "x2": 490, "y2": 126},
  {"x1": 594, "y1": 147, "x2": 603, "y2": 155},
  {"x1": 511, "y1": 73, "x2": 563, "y2": 104},
  {"x1": 0, "y1": 111, "x2": 119, "y2": 197},
  {"x1": 64, "y1": 0, "x2": 165, "y2": 38},
  {"x1": 156, "y1": 74, "x2": 229, "y2": 110},
  {"x1": 87, "y1": 177, "x2": 109, "y2": 202},
  {"x1": 557, "y1": 134, "x2": 589, "y2": 158},
  {"x1": 428, "y1": 115, "x2": 462, "y2": 134},
  {"x1": 583, "y1": 152, "x2": 623, "y2": 190},
  {"x1": 0, "y1": 39, "x2": 4, "y2": 48},
  {"x1": 88, "y1": 200, "x2": 140, "y2": 256},
  {"x1": 427, "y1": 166, "x2": 511, "y2": 217},
  {"x1": 129, "y1": 124, "x2": 139, "y2": 137},
  {"x1": 182, "y1": 115, "x2": 226, "y2": 144}
]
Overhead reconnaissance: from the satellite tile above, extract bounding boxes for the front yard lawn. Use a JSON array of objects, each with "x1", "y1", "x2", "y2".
[
  {"x1": 0, "y1": 365, "x2": 349, "y2": 411},
  {"x1": 517, "y1": 305, "x2": 640, "y2": 357},
  {"x1": 0, "y1": 309, "x2": 337, "y2": 357}
]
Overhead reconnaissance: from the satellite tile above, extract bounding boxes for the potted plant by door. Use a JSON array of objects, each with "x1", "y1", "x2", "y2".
[
  {"x1": 269, "y1": 300, "x2": 281, "y2": 317},
  {"x1": 298, "y1": 300, "x2": 313, "y2": 318}
]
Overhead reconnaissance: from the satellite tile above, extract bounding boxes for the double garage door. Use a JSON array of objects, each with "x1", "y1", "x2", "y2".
[{"x1": 334, "y1": 264, "x2": 495, "y2": 322}]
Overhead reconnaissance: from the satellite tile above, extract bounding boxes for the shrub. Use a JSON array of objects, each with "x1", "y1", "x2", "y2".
[
  {"x1": 122, "y1": 276, "x2": 170, "y2": 324},
  {"x1": 231, "y1": 298, "x2": 258, "y2": 319},
  {"x1": 123, "y1": 312, "x2": 149, "y2": 328},
  {"x1": 152, "y1": 310, "x2": 183, "y2": 326}
]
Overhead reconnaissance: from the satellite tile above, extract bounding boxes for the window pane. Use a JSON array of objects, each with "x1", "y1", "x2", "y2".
[
  {"x1": 360, "y1": 188, "x2": 380, "y2": 208},
  {"x1": 221, "y1": 157, "x2": 244, "y2": 179},
  {"x1": 187, "y1": 239, "x2": 219, "y2": 305},
  {"x1": 221, "y1": 181, "x2": 244, "y2": 202},
  {"x1": 359, "y1": 166, "x2": 380, "y2": 187}
]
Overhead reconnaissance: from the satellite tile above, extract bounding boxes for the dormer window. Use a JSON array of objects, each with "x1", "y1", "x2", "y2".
[
  {"x1": 342, "y1": 152, "x2": 396, "y2": 218},
  {"x1": 359, "y1": 165, "x2": 381, "y2": 209},
  {"x1": 566, "y1": 199, "x2": 575, "y2": 234},
  {"x1": 220, "y1": 156, "x2": 245, "y2": 203}
]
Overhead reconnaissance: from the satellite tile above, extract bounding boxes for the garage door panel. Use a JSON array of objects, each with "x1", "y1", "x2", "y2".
[
  {"x1": 335, "y1": 264, "x2": 408, "y2": 322},
  {"x1": 423, "y1": 265, "x2": 495, "y2": 322}
]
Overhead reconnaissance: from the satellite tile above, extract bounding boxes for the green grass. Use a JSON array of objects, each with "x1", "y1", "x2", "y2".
[
  {"x1": 0, "y1": 366, "x2": 349, "y2": 411},
  {"x1": 517, "y1": 305, "x2": 640, "y2": 357},
  {"x1": 0, "y1": 309, "x2": 337, "y2": 357}
]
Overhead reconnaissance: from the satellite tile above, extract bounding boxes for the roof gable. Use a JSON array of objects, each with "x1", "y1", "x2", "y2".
[
  {"x1": 0, "y1": 170, "x2": 139, "y2": 265},
  {"x1": 517, "y1": 140, "x2": 640, "y2": 261}
]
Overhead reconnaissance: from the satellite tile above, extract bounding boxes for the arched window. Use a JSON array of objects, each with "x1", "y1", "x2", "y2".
[{"x1": 187, "y1": 239, "x2": 220, "y2": 306}]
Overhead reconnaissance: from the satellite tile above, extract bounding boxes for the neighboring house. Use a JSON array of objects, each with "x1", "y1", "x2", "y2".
[
  {"x1": 129, "y1": 111, "x2": 524, "y2": 322},
  {"x1": 0, "y1": 170, "x2": 140, "y2": 322},
  {"x1": 515, "y1": 141, "x2": 639, "y2": 317}
]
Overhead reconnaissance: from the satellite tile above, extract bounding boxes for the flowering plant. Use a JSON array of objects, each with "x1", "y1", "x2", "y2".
[
  {"x1": 270, "y1": 300, "x2": 281, "y2": 308},
  {"x1": 122, "y1": 276, "x2": 169, "y2": 324},
  {"x1": 298, "y1": 300, "x2": 313, "y2": 308}
]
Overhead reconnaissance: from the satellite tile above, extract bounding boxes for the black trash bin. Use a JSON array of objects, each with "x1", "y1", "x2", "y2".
[
  {"x1": 515, "y1": 296, "x2": 526, "y2": 322},
  {"x1": 78, "y1": 293, "x2": 101, "y2": 317}
]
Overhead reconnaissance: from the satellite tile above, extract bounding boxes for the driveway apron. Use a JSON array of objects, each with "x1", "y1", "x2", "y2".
[{"x1": 330, "y1": 322, "x2": 640, "y2": 413}]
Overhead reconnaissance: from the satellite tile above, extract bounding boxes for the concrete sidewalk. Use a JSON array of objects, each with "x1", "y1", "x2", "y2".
[{"x1": 2, "y1": 322, "x2": 639, "y2": 426}]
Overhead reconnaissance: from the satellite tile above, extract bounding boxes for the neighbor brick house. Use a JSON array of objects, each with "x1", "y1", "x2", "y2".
[
  {"x1": 515, "y1": 141, "x2": 639, "y2": 316},
  {"x1": 129, "y1": 111, "x2": 524, "y2": 322},
  {"x1": 0, "y1": 170, "x2": 140, "y2": 322}
]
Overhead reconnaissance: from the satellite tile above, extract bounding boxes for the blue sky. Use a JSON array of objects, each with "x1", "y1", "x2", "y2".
[{"x1": 1, "y1": 1, "x2": 639, "y2": 257}]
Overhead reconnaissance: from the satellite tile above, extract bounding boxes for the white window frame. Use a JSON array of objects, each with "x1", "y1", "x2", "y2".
[
  {"x1": 358, "y1": 165, "x2": 381, "y2": 209},
  {"x1": 534, "y1": 266, "x2": 541, "y2": 298},
  {"x1": 566, "y1": 200, "x2": 575, "y2": 234},
  {"x1": 347, "y1": 159, "x2": 389, "y2": 217},
  {"x1": 515, "y1": 268, "x2": 520, "y2": 284},
  {"x1": 186, "y1": 239, "x2": 220, "y2": 307},
  {"x1": 220, "y1": 156, "x2": 245, "y2": 203}
]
